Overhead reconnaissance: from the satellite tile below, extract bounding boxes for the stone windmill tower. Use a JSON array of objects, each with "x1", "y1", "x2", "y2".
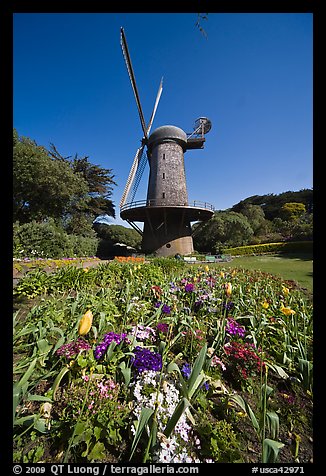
[{"x1": 119, "y1": 28, "x2": 214, "y2": 256}]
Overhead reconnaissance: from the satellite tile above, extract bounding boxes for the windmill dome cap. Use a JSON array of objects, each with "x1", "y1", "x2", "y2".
[{"x1": 148, "y1": 125, "x2": 187, "y2": 146}]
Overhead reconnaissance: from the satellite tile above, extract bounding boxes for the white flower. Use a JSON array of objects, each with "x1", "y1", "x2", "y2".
[{"x1": 131, "y1": 371, "x2": 203, "y2": 463}]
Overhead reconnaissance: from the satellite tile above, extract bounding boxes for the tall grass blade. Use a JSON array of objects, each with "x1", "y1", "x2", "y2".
[{"x1": 129, "y1": 407, "x2": 154, "y2": 461}]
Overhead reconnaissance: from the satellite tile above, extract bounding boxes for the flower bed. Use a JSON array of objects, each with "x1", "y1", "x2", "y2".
[{"x1": 13, "y1": 261, "x2": 313, "y2": 464}]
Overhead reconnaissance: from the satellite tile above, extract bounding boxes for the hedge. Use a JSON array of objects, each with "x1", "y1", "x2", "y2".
[{"x1": 225, "y1": 241, "x2": 313, "y2": 256}]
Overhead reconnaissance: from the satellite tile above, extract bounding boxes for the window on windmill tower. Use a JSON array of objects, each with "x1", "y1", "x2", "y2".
[
  {"x1": 162, "y1": 193, "x2": 165, "y2": 199},
  {"x1": 162, "y1": 153, "x2": 165, "y2": 160},
  {"x1": 162, "y1": 173, "x2": 165, "y2": 179}
]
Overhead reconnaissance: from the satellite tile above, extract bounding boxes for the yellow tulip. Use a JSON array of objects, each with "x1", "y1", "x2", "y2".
[
  {"x1": 262, "y1": 301, "x2": 269, "y2": 309},
  {"x1": 204, "y1": 265, "x2": 209, "y2": 272},
  {"x1": 280, "y1": 305, "x2": 295, "y2": 316},
  {"x1": 220, "y1": 271, "x2": 225, "y2": 278},
  {"x1": 282, "y1": 286, "x2": 290, "y2": 295},
  {"x1": 225, "y1": 282, "x2": 232, "y2": 297},
  {"x1": 78, "y1": 310, "x2": 93, "y2": 336}
]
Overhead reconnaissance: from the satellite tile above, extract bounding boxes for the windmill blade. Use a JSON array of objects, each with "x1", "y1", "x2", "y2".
[
  {"x1": 146, "y1": 77, "x2": 163, "y2": 136},
  {"x1": 120, "y1": 27, "x2": 148, "y2": 138},
  {"x1": 129, "y1": 145, "x2": 148, "y2": 203},
  {"x1": 119, "y1": 144, "x2": 145, "y2": 208}
]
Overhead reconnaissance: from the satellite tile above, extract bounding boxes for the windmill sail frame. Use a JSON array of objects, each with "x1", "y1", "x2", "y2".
[{"x1": 119, "y1": 27, "x2": 163, "y2": 209}]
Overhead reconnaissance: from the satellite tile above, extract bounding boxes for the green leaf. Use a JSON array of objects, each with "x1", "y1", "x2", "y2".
[
  {"x1": 231, "y1": 394, "x2": 260, "y2": 435},
  {"x1": 14, "y1": 414, "x2": 36, "y2": 427},
  {"x1": 88, "y1": 441, "x2": 106, "y2": 461},
  {"x1": 33, "y1": 417, "x2": 48, "y2": 434},
  {"x1": 129, "y1": 407, "x2": 154, "y2": 461},
  {"x1": 27, "y1": 394, "x2": 52, "y2": 402},
  {"x1": 13, "y1": 384, "x2": 21, "y2": 424},
  {"x1": 17, "y1": 357, "x2": 37, "y2": 388},
  {"x1": 266, "y1": 362, "x2": 289, "y2": 379},
  {"x1": 163, "y1": 397, "x2": 190, "y2": 439},
  {"x1": 266, "y1": 411, "x2": 280, "y2": 440},
  {"x1": 187, "y1": 343, "x2": 207, "y2": 397},
  {"x1": 262, "y1": 438, "x2": 284, "y2": 463},
  {"x1": 120, "y1": 366, "x2": 131, "y2": 386},
  {"x1": 106, "y1": 341, "x2": 117, "y2": 362},
  {"x1": 52, "y1": 366, "x2": 70, "y2": 400},
  {"x1": 94, "y1": 426, "x2": 102, "y2": 441},
  {"x1": 166, "y1": 362, "x2": 181, "y2": 374},
  {"x1": 298, "y1": 358, "x2": 313, "y2": 391},
  {"x1": 74, "y1": 421, "x2": 87, "y2": 436},
  {"x1": 37, "y1": 339, "x2": 53, "y2": 366}
]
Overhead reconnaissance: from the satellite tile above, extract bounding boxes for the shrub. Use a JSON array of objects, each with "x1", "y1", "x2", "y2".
[
  {"x1": 225, "y1": 241, "x2": 312, "y2": 256},
  {"x1": 13, "y1": 219, "x2": 98, "y2": 259}
]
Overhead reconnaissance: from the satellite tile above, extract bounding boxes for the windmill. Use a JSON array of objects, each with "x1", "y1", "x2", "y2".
[{"x1": 119, "y1": 27, "x2": 214, "y2": 256}]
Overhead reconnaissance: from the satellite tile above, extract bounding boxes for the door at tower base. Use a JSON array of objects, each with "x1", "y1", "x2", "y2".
[{"x1": 141, "y1": 214, "x2": 194, "y2": 257}]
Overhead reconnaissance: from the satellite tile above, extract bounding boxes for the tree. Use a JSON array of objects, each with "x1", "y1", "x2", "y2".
[
  {"x1": 239, "y1": 204, "x2": 270, "y2": 236},
  {"x1": 231, "y1": 189, "x2": 313, "y2": 221},
  {"x1": 13, "y1": 130, "x2": 89, "y2": 223},
  {"x1": 13, "y1": 130, "x2": 117, "y2": 232},
  {"x1": 94, "y1": 224, "x2": 142, "y2": 249},
  {"x1": 193, "y1": 211, "x2": 254, "y2": 253},
  {"x1": 48, "y1": 144, "x2": 117, "y2": 223},
  {"x1": 280, "y1": 202, "x2": 306, "y2": 222}
]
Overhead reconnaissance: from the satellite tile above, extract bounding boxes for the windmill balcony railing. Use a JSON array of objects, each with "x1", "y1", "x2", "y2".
[{"x1": 120, "y1": 199, "x2": 215, "y2": 213}]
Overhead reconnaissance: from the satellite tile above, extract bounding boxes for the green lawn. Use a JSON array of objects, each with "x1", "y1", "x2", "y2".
[{"x1": 212, "y1": 253, "x2": 313, "y2": 294}]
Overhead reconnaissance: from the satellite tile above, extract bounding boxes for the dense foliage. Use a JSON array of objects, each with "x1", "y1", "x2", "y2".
[
  {"x1": 193, "y1": 191, "x2": 313, "y2": 253},
  {"x1": 13, "y1": 129, "x2": 116, "y2": 235},
  {"x1": 94, "y1": 224, "x2": 142, "y2": 257},
  {"x1": 231, "y1": 190, "x2": 313, "y2": 220},
  {"x1": 13, "y1": 260, "x2": 313, "y2": 464},
  {"x1": 13, "y1": 219, "x2": 99, "y2": 259}
]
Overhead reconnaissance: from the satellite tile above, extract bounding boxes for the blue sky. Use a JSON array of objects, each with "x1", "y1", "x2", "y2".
[{"x1": 13, "y1": 13, "x2": 313, "y2": 226}]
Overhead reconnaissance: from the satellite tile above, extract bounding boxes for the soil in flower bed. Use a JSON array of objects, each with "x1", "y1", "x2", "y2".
[{"x1": 234, "y1": 376, "x2": 313, "y2": 463}]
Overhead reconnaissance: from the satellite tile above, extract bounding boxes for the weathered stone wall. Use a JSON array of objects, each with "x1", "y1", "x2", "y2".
[{"x1": 147, "y1": 142, "x2": 188, "y2": 206}]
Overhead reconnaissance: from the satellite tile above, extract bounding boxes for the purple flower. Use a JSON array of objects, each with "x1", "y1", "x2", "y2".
[
  {"x1": 226, "y1": 318, "x2": 246, "y2": 338},
  {"x1": 157, "y1": 322, "x2": 169, "y2": 333},
  {"x1": 131, "y1": 346, "x2": 162, "y2": 373},
  {"x1": 162, "y1": 304, "x2": 171, "y2": 314},
  {"x1": 202, "y1": 381, "x2": 210, "y2": 391},
  {"x1": 223, "y1": 301, "x2": 234, "y2": 312},
  {"x1": 56, "y1": 338, "x2": 91, "y2": 359},
  {"x1": 155, "y1": 302, "x2": 171, "y2": 314},
  {"x1": 94, "y1": 332, "x2": 127, "y2": 360},
  {"x1": 185, "y1": 283, "x2": 194, "y2": 293},
  {"x1": 181, "y1": 363, "x2": 192, "y2": 379}
]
